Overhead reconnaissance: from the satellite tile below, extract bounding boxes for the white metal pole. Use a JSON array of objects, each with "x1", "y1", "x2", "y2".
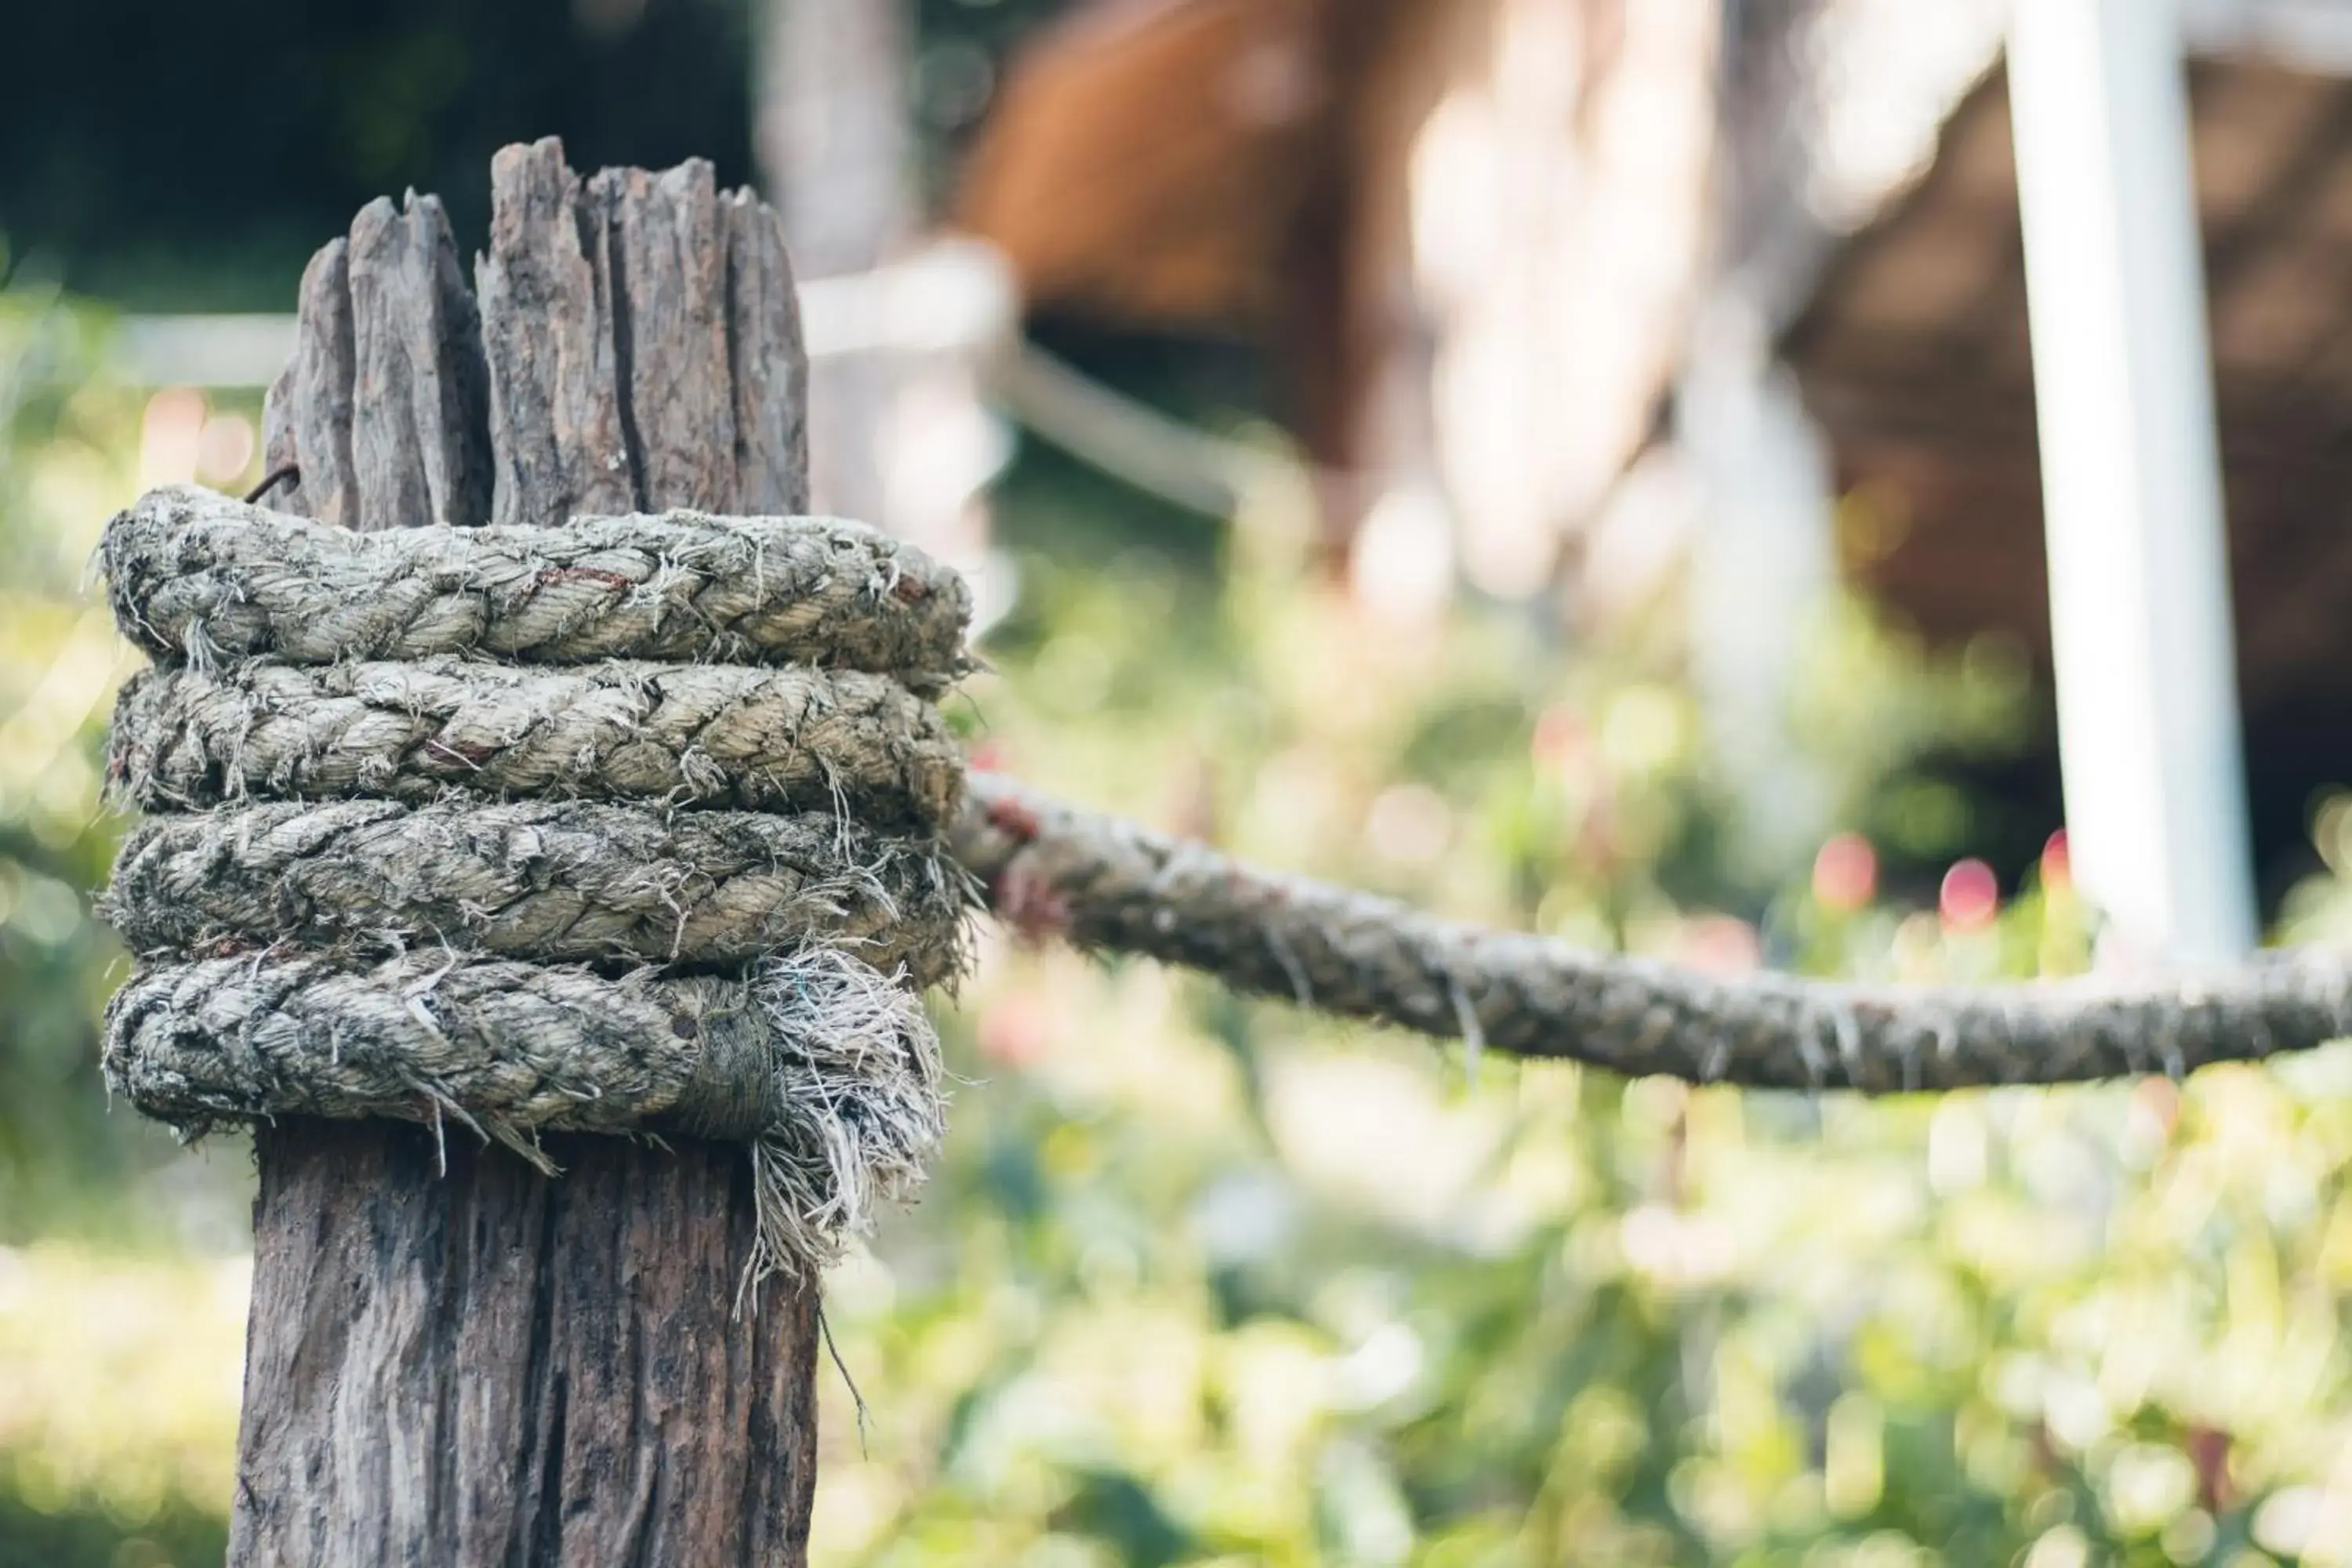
[{"x1": 2007, "y1": 0, "x2": 2256, "y2": 961}]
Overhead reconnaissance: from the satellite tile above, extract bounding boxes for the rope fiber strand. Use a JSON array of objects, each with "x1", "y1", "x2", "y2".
[{"x1": 952, "y1": 772, "x2": 2352, "y2": 1093}]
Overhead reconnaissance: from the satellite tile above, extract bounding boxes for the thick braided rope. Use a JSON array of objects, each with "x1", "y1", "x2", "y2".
[
  {"x1": 955, "y1": 774, "x2": 2352, "y2": 1092},
  {"x1": 109, "y1": 658, "x2": 962, "y2": 826},
  {"x1": 109, "y1": 950, "x2": 945, "y2": 1272},
  {"x1": 104, "y1": 799, "x2": 971, "y2": 984},
  {"x1": 100, "y1": 491, "x2": 974, "y2": 1278},
  {"x1": 105, "y1": 485, "x2": 972, "y2": 689}
]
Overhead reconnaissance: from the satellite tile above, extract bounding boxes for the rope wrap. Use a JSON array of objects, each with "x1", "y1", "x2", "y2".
[
  {"x1": 99, "y1": 486, "x2": 975, "y2": 1277},
  {"x1": 103, "y1": 485, "x2": 972, "y2": 688}
]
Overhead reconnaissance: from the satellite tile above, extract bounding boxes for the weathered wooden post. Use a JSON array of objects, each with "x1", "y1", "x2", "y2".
[
  {"x1": 244, "y1": 142, "x2": 821, "y2": 1564},
  {"x1": 100, "y1": 138, "x2": 952, "y2": 1564}
]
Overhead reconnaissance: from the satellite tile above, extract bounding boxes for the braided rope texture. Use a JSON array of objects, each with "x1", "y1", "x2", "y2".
[
  {"x1": 105, "y1": 485, "x2": 972, "y2": 688},
  {"x1": 100, "y1": 489, "x2": 975, "y2": 1277},
  {"x1": 104, "y1": 798, "x2": 971, "y2": 982},
  {"x1": 954, "y1": 773, "x2": 2352, "y2": 1093},
  {"x1": 110, "y1": 657, "x2": 963, "y2": 824}
]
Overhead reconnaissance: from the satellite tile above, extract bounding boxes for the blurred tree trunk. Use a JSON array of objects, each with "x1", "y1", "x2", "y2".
[
  {"x1": 1679, "y1": 0, "x2": 1838, "y2": 878},
  {"x1": 1276, "y1": 0, "x2": 1461, "y2": 579},
  {"x1": 755, "y1": 0, "x2": 916, "y2": 528}
]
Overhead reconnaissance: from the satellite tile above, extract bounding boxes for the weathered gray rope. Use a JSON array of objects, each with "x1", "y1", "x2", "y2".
[
  {"x1": 104, "y1": 949, "x2": 944, "y2": 1278},
  {"x1": 109, "y1": 655, "x2": 963, "y2": 827},
  {"x1": 105, "y1": 485, "x2": 971, "y2": 691},
  {"x1": 98, "y1": 490, "x2": 971, "y2": 1277},
  {"x1": 954, "y1": 772, "x2": 2352, "y2": 1092},
  {"x1": 105, "y1": 798, "x2": 976, "y2": 985}
]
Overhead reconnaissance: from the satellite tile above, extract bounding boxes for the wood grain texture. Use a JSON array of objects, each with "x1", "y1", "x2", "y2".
[
  {"x1": 723, "y1": 193, "x2": 811, "y2": 515},
  {"x1": 478, "y1": 139, "x2": 637, "y2": 530},
  {"x1": 263, "y1": 195, "x2": 492, "y2": 532},
  {"x1": 288, "y1": 238, "x2": 356, "y2": 527},
  {"x1": 593, "y1": 162, "x2": 738, "y2": 514},
  {"x1": 230, "y1": 138, "x2": 823, "y2": 1567},
  {"x1": 234, "y1": 1126, "x2": 817, "y2": 1566},
  {"x1": 346, "y1": 194, "x2": 493, "y2": 531}
]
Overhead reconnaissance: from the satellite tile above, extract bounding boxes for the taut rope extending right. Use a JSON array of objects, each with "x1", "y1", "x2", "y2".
[{"x1": 953, "y1": 773, "x2": 2352, "y2": 1094}]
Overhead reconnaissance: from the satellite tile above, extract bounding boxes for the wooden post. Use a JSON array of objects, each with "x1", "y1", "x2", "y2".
[{"x1": 229, "y1": 140, "x2": 822, "y2": 1564}]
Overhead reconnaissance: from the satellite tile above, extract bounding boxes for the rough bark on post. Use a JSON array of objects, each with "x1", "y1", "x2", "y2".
[{"x1": 233, "y1": 140, "x2": 822, "y2": 1565}]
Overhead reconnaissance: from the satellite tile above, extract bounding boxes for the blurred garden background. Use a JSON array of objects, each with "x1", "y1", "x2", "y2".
[{"x1": 15, "y1": 0, "x2": 2352, "y2": 1563}]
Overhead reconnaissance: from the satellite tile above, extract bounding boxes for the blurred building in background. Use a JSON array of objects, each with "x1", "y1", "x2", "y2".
[
  {"x1": 22, "y1": 0, "x2": 2352, "y2": 903},
  {"x1": 953, "y1": 0, "x2": 2352, "y2": 904}
]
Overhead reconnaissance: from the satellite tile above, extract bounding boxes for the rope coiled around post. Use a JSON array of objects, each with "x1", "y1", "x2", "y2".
[{"x1": 98, "y1": 485, "x2": 978, "y2": 1279}]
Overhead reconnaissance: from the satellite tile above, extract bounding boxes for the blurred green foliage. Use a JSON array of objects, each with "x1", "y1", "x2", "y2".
[
  {"x1": 0, "y1": 289, "x2": 247, "y2": 1566},
  {"x1": 793, "y1": 467, "x2": 2352, "y2": 1566},
  {"x1": 8, "y1": 289, "x2": 2352, "y2": 1567},
  {"x1": 0, "y1": 288, "x2": 165, "y2": 1237}
]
